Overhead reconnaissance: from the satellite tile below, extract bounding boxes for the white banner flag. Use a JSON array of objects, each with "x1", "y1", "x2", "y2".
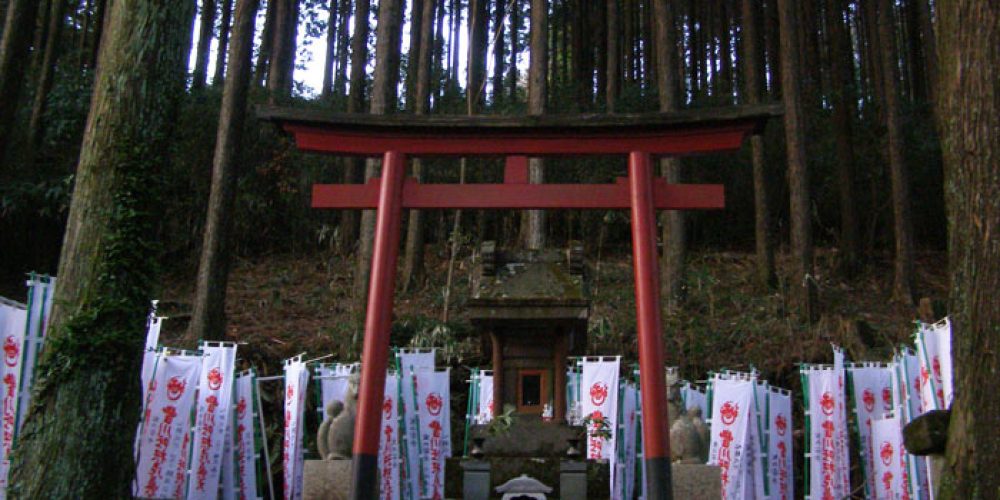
[
  {"x1": 871, "y1": 414, "x2": 907, "y2": 500},
  {"x1": 233, "y1": 372, "x2": 260, "y2": 500},
  {"x1": 17, "y1": 277, "x2": 54, "y2": 432},
  {"x1": 0, "y1": 302, "x2": 26, "y2": 493},
  {"x1": 318, "y1": 363, "x2": 356, "y2": 412},
  {"x1": 614, "y1": 384, "x2": 638, "y2": 500},
  {"x1": 581, "y1": 358, "x2": 620, "y2": 461},
  {"x1": 134, "y1": 354, "x2": 202, "y2": 499},
  {"x1": 187, "y1": 342, "x2": 238, "y2": 499},
  {"x1": 379, "y1": 373, "x2": 401, "y2": 500},
  {"x1": 397, "y1": 349, "x2": 435, "y2": 500},
  {"x1": 707, "y1": 375, "x2": 757, "y2": 500},
  {"x1": 803, "y1": 366, "x2": 851, "y2": 500},
  {"x1": 917, "y1": 320, "x2": 953, "y2": 411},
  {"x1": 141, "y1": 315, "x2": 165, "y2": 399},
  {"x1": 767, "y1": 387, "x2": 793, "y2": 500},
  {"x1": 848, "y1": 364, "x2": 893, "y2": 497},
  {"x1": 475, "y1": 373, "x2": 493, "y2": 425},
  {"x1": 221, "y1": 410, "x2": 237, "y2": 500},
  {"x1": 415, "y1": 369, "x2": 450, "y2": 500},
  {"x1": 283, "y1": 358, "x2": 310, "y2": 500}
]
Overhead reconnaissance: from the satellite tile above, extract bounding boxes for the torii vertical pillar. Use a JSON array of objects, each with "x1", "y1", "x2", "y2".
[
  {"x1": 629, "y1": 151, "x2": 673, "y2": 500},
  {"x1": 351, "y1": 151, "x2": 407, "y2": 497}
]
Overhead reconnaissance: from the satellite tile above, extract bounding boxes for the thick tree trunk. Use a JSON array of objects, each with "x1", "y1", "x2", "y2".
[
  {"x1": 213, "y1": 0, "x2": 234, "y2": 85},
  {"x1": 0, "y1": 0, "x2": 41, "y2": 160},
  {"x1": 192, "y1": 0, "x2": 216, "y2": 89},
  {"x1": 877, "y1": 0, "x2": 915, "y2": 304},
  {"x1": 742, "y1": 0, "x2": 777, "y2": 288},
  {"x1": 354, "y1": 0, "x2": 403, "y2": 306},
  {"x1": 400, "y1": 0, "x2": 435, "y2": 293},
  {"x1": 935, "y1": 3, "x2": 1000, "y2": 498},
  {"x1": 186, "y1": 0, "x2": 260, "y2": 343},
  {"x1": 827, "y1": 0, "x2": 860, "y2": 275},
  {"x1": 337, "y1": 0, "x2": 369, "y2": 254},
  {"x1": 266, "y1": 0, "x2": 298, "y2": 97},
  {"x1": 320, "y1": 0, "x2": 338, "y2": 99},
  {"x1": 403, "y1": 0, "x2": 423, "y2": 109},
  {"x1": 653, "y1": 0, "x2": 686, "y2": 309},
  {"x1": 605, "y1": 0, "x2": 619, "y2": 111},
  {"x1": 467, "y1": 0, "x2": 487, "y2": 108},
  {"x1": 777, "y1": 0, "x2": 816, "y2": 321},
  {"x1": 7, "y1": 0, "x2": 193, "y2": 496},
  {"x1": 25, "y1": 0, "x2": 66, "y2": 160},
  {"x1": 522, "y1": 0, "x2": 546, "y2": 250}
]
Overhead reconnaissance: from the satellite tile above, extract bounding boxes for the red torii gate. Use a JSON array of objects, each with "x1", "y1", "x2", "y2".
[{"x1": 261, "y1": 104, "x2": 780, "y2": 499}]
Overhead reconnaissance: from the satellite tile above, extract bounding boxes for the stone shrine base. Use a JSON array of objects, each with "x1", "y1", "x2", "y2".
[{"x1": 303, "y1": 459, "x2": 352, "y2": 500}]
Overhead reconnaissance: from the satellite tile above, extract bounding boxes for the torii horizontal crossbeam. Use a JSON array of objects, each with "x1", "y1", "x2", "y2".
[{"x1": 312, "y1": 177, "x2": 724, "y2": 210}]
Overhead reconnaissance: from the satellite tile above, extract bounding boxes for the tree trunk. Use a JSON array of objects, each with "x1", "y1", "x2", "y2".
[
  {"x1": 777, "y1": 0, "x2": 816, "y2": 321},
  {"x1": 653, "y1": 0, "x2": 686, "y2": 309},
  {"x1": 192, "y1": 0, "x2": 216, "y2": 89},
  {"x1": 742, "y1": 0, "x2": 777, "y2": 288},
  {"x1": 332, "y1": 0, "x2": 350, "y2": 99},
  {"x1": 491, "y1": 0, "x2": 505, "y2": 102},
  {"x1": 467, "y1": 0, "x2": 487, "y2": 108},
  {"x1": 522, "y1": 0, "x2": 546, "y2": 250},
  {"x1": 354, "y1": 0, "x2": 404, "y2": 307},
  {"x1": 877, "y1": 0, "x2": 915, "y2": 304},
  {"x1": 86, "y1": 0, "x2": 106, "y2": 68},
  {"x1": 254, "y1": 0, "x2": 277, "y2": 85},
  {"x1": 605, "y1": 0, "x2": 618, "y2": 111},
  {"x1": 7, "y1": 0, "x2": 193, "y2": 496},
  {"x1": 826, "y1": 0, "x2": 860, "y2": 276},
  {"x1": 338, "y1": 0, "x2": 369, "y2": 254},
  {"x1": 507, "y1": 0, "x2": 518, "y2": 100},
  {"x1": 403, "y1": 0, "x2": 423, "y2": 109},
  {"x1": 903, "y1": 0, "x2": 926, "y2": 103},
  {"x1": 400, "y1": 0, "x2": 435, "y2": 293},
  {"x1": 0, "y1": 0, "x2": 41, "y2": 160},
  {"x1": 213, "y1": 0, "x2": 234, "y2": 85},
  {"x1": 719, "y1": 0, "x2": 733, "y2": 101},
  {"x1": 934, "y1": 3, "x2": 1000, "y2": 498},
  {"x1": 266, "y1": 0, "x2": 298, "y2": 97},
  {"x1": 25, "y1": 0, "x2": 66, "y2": 160},
  {"x1": 764, "y1": 0, "x2": 781, "y2": 96},
  {"x1": 320, "y1": 0, "x2": 338, "y2": 99},
  {"x1": 186, "y1": 0, "x2": 260, "y2": 343},
  {"x1": 914, "y1": 0, "x2": 936, "y2": 105}
]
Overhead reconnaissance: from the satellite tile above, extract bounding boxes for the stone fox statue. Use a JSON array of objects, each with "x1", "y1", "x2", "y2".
[{"x1": 317, "y1": 373, "x2": 360, "y2": 459}]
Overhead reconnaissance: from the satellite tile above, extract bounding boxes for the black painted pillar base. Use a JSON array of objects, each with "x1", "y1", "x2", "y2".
[
  {"x1": 644, "y1": 456, "x2": 674, "y2": 500},
  {"x1": 350, "y1": 453, "x2": 378, "y2": 500}
]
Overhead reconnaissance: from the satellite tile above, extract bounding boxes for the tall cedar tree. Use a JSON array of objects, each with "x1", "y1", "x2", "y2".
[
  {"x1": 267, "y1": 0, "x2": 298, "y2": 97},
  {"x1": 653, "y1": 0, "x2": 687, "y2": 309},
  {"x1": 321, "y1": 0, "x2": 339, "y2": 99},
  {"x1": 192, "y1": 0, "x2": 216, "y2": 89},
  {"x1": 0, "y1": 0, "x2": 41, "y2": 160},
  {"x1": 26, "y1": 0, "x2": 68, "y2": 160},
  {"x1": 877, "y1": 0, "x2": 915, "y2": 303},
  {"x1": 187, "y1": 0, "x2": 261, "y2": 343},
  {"x1": 741, "y1": 0, "x2": 777, "y2": 287},
  {"x1": 213, "y1": 0, "x2": 234, "y2": 85},
  {"x1": 355, "y1": 0, "x2": 404, "y2": 305},
  {"x1": 606, "y1": 0, "x2": 618, "y2": 111},
  {"x1": 400, "y1": 0, "x2": 435, "y2": 292},
  {"x1": 522, "y1": 0, "x2": 546, "y2": 249},
  {"x1": 935, "y1": 3, "x2": 1000, "y2": 496},
  {"x1": 7, "y1": 0, "x2": 193, "y2": 496},
  {"x1": 777, "y1": 0, "x2": 816, "y2": 321},
  {"x1": 826, "y1": 0, "x2": 860, "y2": 275},
  {"x1": 338, "y1": 0, "x2": 370, "y2": 254}
]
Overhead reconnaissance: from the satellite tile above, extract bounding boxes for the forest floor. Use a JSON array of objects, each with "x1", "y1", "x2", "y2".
[{"x1": 158, "y1": 244, "x2": 947, "y2": 393}]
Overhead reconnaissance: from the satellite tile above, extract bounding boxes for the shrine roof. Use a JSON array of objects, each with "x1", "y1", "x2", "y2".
[
  {"x1": 257, "y1": 104, "x2": 782, "y2": 156},
  {"x1": 258, "y1": 103, "x2": 781, "y2": 133}
]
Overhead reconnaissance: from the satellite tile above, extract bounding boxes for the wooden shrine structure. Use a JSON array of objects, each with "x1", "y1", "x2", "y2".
[{"x1": 260, "y1": 103, "x2": 781, "y2": 500}]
